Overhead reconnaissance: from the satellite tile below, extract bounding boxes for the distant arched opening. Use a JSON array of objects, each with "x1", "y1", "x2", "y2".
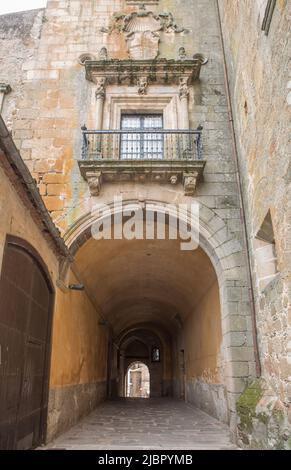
[{"x1": 125, "y1": 362, "x2": 150, "y2": 398}]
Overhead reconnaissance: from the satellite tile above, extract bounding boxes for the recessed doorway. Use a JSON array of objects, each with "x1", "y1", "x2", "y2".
[{"x1": 125, "y1": 362, "x2": 150, "y2": 398}]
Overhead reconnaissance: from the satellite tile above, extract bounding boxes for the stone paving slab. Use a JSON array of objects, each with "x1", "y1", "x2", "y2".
[{"x1": 44, "y1": 398, "x2": 238, "y2": 450}]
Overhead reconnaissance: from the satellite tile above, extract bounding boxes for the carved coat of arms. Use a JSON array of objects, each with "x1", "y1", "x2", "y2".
[
  {"x1": 102, "y1": 7, "x2": 186, "y2": 61},
  {"x1": 124, "y1": 12, "x2": 161, "y2": 60}
]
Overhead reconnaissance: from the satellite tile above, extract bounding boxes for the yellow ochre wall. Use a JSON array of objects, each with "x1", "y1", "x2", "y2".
[
  {"x1": 185, "y1": 281, "x2": 222, "y2": 382},
  {"x1": 50, "y1": 272, "x2": 108, "y2": 388},
  {"x1": 47, "y1": 272, "x2": 109, "y2": 439}
]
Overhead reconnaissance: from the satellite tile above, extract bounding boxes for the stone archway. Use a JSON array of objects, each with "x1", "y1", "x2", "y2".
[
  {"x1": 116, "y1": 329, "x2": 165, "y2": 399},
  {"x1": 54, "y1": 195, "x2": 256, "y2": 437}
]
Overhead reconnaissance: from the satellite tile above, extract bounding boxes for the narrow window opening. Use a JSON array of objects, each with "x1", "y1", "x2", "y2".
[
  {"x1": 151, "y1": 347, "x2": 160, "y2": 362},
  {"x1": 254, "y1": 210, "x2": 278, "y2": 291}
]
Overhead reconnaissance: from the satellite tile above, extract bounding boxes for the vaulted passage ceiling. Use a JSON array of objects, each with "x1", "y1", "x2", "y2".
[{"x1": 74, "y1": 237, "x2": 217, "y2": 334}]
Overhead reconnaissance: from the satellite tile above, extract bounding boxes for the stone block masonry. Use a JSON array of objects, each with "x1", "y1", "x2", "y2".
[{"x1": 218, "y1": 0, "x2": 291, "y2": 449}]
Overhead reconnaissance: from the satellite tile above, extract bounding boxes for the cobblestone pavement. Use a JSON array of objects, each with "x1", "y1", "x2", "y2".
[{"x1": 45, "y1": 398, "x2": 238, "y2": 450}]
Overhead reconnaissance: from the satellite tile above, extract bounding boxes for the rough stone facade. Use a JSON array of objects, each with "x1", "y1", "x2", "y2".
[
  {"x1": 0, "y1": 9, "x2": 45, "y2": 130},
  {"x1": 0, "y1": 0, "x2": 289, "y2": 449},
  {"x1": 218, "y1": 0, "x2": 291, "y2": 449}
]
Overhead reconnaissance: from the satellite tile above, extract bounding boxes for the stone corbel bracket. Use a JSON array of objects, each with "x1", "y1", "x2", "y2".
[
  {"x1": 79, "y1": 160, "x2": 206, "y2": 197},
  {"x1": 183, "y1": 171, "x2": 200, "y2": 196},
  {"x1": 86, "y1": 171, "x2": 102, "y2": 196}
]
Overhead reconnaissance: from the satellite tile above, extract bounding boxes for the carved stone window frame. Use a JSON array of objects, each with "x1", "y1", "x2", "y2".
[{"x1": 103, "y1": 88, "x2": 183, "y2": 131}]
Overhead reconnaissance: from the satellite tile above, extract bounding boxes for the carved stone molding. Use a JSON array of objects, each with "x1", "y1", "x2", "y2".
[
  {"x1": 137, "y1": 76, "x2": 148, "y2": 94},
  {"x1": 86, "y1": 58, "x2": 207, "y2": 88},
  {"x1": 183, "y1": 171, "x2": 199, "y2": 196},
  {"x1": 170, "y1": 175, "x2": 178, "y2": 185},
  {"x1": 79, "y1": 161, "x2": 205, "y2": 197},
  {"x1": 78, "y1": 53, "x2": 97, "y2": 65},
  {"x1": 192, "y1": 53, "x2": 208, "y2": 65}
]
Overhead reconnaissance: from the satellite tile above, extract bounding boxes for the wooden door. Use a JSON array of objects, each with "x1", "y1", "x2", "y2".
[{"x1": 0, "y1": 237, "x2": 53, "y2": 449}]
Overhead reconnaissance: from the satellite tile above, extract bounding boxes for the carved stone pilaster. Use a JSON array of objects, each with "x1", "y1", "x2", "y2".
[
  {"x1": 86, "y1": 171, "x2": 102, "y2": 196},
  {"x1": 183, "y1": 171, "x2": 199, "y2": 196},
  {"x1": 95, "y1": 77, "x2": 106, "y2": 130},
  {"x1": 179, "y1": 77, "x2": 189, "y2": 100},
  {"x1": 86, "y1": 59, "x2": 207, "y2": 88},
  {"x1": 179, "y1": 76, "x2": 190, "y2": 129},
  {"x1": 95, "y1": 77, "x2": 106, "y2": 100},
  {"x1": 137, "y1": 76, "x2": 148, "y2": 95}
]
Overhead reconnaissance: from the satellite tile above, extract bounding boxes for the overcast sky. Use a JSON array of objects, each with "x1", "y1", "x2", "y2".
[{"x1": 0, "y1": 0, "x2": 47, "y2": 15}]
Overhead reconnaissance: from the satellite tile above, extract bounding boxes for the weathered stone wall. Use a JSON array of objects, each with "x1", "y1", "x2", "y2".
[
  {"x1": 0, "y1": 9, "x2": 44, "y2": 130},
  {"x1": 218, "y1": 0, "x2": 291, "y2": 449}
]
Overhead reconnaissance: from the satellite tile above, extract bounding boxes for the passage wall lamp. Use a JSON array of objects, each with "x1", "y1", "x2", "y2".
[{"x1": 68, "y1": 284, "x2": 85, "y2": 291}]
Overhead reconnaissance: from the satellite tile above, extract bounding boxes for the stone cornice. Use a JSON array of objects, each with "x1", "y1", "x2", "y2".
[{"x1": 85, "y1": 57, "x2": 207, "y2": 86}]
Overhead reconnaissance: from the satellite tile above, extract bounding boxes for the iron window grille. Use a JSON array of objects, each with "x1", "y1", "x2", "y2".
[{"x1": 120, "y1": 114, "x2": 164, "y2": 160}]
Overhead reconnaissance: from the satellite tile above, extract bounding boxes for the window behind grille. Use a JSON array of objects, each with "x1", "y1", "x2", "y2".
[{"x1": 120, "y1": 114, "x2": 163, "y2": 160}]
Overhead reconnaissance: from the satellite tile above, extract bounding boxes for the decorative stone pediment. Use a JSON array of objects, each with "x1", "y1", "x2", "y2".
[{"x1": 101, "y1": 5, "x2": 187, "y2": 60}]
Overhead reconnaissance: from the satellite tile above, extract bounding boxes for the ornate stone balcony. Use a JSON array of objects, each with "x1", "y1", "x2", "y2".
[{"x1": 78, "y1": 128, "x2": 206, "y2": 196}]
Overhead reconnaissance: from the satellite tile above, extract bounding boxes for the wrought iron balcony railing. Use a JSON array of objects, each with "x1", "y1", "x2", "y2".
[{"x1": 81, "y1": 128, "x2": 203, "y2": 161}]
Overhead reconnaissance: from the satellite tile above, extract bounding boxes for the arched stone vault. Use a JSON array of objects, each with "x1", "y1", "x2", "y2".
[
  {"x1": 115, "y1": 324, "x2": 172, "y2": 398},
  {"x1": 60, "y1": 193, "x2": 256, "y2": 435}
]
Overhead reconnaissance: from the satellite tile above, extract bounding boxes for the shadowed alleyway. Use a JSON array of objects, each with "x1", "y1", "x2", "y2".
[{"x1": 44, "y1": 399, "x2": 238, "y2": 450}]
